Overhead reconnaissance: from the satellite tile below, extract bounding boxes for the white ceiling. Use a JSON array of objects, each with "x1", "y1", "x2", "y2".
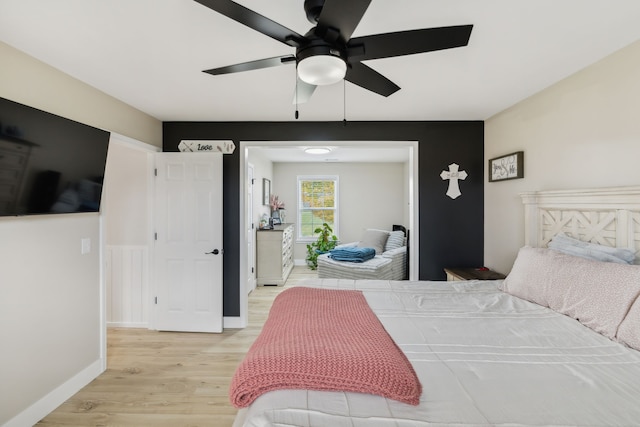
[
  {"x1": 1, "y1": 1, "x2": 639, "y2": 163},
  {"x1": 1, "y1": 0, "x2": 640, "y2": 125},
  {"x1": 249, "y1": 142, "x2": 411, "y2": 163}
]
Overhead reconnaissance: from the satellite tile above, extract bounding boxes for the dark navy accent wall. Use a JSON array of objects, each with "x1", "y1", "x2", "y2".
[{"x1": 163, "y1": 121, "x2": 484, "y2": 317}]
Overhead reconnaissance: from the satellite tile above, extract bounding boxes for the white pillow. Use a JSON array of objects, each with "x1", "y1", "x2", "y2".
[
  {"x1": 548, "y1": 233, "x2": 636, "y2": 264},
  {"x1": 357, "y1": 229, "x2": 389, "y2": 255},
  {"x1": 617, "y1": 296, "x2": 640, "y2": 351},
  {"x1": 502, "y1": 247, "x2": 640, "y2": 339}
]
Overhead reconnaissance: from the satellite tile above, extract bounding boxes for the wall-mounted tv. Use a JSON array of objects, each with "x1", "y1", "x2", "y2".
[{"x1": 0, "y1": 97, "x2": 110, "y2": 217}]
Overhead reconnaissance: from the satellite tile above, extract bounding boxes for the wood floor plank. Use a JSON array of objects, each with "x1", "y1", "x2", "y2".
[{"x1": 36, "y1": 267, "x2": 315, "y2": 426}]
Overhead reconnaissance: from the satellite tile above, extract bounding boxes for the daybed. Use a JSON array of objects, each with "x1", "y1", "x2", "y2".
[
  {"x1": 231, "y1": 186, "x2": 640, "y2": 427},
  {"x1": 317, "y1": 227, "x2": 408, "y2": 280}
]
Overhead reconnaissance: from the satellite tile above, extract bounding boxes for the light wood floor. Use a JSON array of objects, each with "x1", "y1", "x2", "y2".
[{"x1": 37, "y1": 266, "x2": 317, "y2": 427}]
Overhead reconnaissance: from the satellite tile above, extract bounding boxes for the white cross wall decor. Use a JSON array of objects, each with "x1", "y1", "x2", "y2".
[{"x1": 440, "y1": 163, "x2": 468, "y2": 199}]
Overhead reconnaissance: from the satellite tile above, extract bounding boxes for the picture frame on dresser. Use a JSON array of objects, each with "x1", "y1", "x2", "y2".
[{"x1": 489, "y1": 151, "x2": 524, "y2": 182}]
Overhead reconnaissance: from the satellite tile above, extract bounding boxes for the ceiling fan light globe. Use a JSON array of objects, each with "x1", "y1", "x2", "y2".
[{"x1": 297, "y1": 55, "x2": 346, "y2": 86}]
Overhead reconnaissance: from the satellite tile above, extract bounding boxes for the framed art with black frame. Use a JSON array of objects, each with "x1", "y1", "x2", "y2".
[{"x1": 489, "y1": 151, "x2": 524, "y2": 182}]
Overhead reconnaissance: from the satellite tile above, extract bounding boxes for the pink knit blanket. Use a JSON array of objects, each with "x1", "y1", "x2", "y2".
[{"x1": 230, "y1": 287, "x2": 422, "y2": 408}]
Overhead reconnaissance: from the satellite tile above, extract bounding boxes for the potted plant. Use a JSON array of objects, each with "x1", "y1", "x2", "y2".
[{"x1": 305, "y1": 222, "x2": 338, "y2": 270}]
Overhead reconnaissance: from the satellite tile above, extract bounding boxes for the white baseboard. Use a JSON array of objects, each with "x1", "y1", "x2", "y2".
[
  {"x1": 224, "y1": 316, "x2": 246, "y2": 329},
  {"x1": 3, "y1": 358, "x2": 104, "y2": 427}
]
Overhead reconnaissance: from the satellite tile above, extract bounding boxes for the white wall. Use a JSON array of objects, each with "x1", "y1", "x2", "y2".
[
  {"x1": 104, "y1": 142, "x2": 151, "y2": 246},
  {"x1": 272, "y1": 162, "x2": 407, "y2": 262},
  {"x1": 247, "y1": 149, "x2": 273, "y2": 227},
  {"x1": 484, "y1": 40, "x2": 640, "y2": 274},
  {"x1": 0, "y1": 214, "x2": 102, "y2": 425},
  {"x1": 0, "y1": 42, "x2": 162, "y2": 426},
  {"x1": 103, "y1": 138, "x2": 156, "y2": 328}
]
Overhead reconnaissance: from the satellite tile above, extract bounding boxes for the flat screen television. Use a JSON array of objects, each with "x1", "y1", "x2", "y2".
[{"x1": 0, "y1": 96, "x2": 110, "y2": 217}]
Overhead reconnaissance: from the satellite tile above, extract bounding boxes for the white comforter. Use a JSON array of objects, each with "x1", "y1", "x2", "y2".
[{"x1": 234, "y1": 279, "x2": 640, "y2": 427}]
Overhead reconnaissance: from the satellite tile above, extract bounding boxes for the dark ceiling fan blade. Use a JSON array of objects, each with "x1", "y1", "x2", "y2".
[
  {"x1": 194, "y1": 0, "x2": 305, "y2": 47},
  {"x1": 348, "y1": 25, "x2": 473, "y2": 61},
  {"x1": 203, "y1": 55, "x2": 295, "y2": 75},
  {"x1": 292, "y1": 78, "x2": 317, "y2": 104},
  {"x1": 316, "y1": 0, "x2": 371, "y2": 43},
  {"x1": 345, "y1": 62, "x2": 400, "y2": 97}
]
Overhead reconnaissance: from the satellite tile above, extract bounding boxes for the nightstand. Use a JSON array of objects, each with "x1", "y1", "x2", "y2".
[{"x1": 444, "y1": 267, "x2": 506, "y2": 281}]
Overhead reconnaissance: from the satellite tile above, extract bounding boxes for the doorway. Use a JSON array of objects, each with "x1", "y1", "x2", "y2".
[{"x1": 237, "y1": 140, "x2": 419, "y2": 327}]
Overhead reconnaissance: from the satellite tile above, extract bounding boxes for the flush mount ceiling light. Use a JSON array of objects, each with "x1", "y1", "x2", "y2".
[
  {"x1": 305, "y1": 147, "x2": 332, "y2": 155},
  {"x1": 297, "y1": 54, "x2": 347, "y2": 86}
]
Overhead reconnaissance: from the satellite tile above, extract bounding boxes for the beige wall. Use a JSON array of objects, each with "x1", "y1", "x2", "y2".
[
  {"x1": 0, "y1": 42, "x2": 162, "y2": 425},
  {"x1": 484, "y1": 40, "x2": 640, "y2": 274},
  {"x1": 0, "y1": 41, "x2": 161, "y2": 147},
  {"x1": 273, "y1": 162, "x2": 407, "y2": 262}
]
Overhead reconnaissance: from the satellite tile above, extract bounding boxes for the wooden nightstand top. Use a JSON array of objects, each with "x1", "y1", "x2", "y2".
[{"x1": 444, "y1": 267, "x2": 506, "y2": 281}]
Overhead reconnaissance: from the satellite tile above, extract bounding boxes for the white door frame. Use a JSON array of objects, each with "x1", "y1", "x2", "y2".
[
  {"x1": 247, "y1": 162, "x2": 257, "y2": 294},
  {"x1": 237, "y1": 140, "x2": 419, "y2": 327}
]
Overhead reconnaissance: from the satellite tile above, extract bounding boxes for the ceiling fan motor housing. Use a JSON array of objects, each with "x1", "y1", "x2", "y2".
[{"x1": 296, "y1": 30, "x2": 346, "y2": 64}]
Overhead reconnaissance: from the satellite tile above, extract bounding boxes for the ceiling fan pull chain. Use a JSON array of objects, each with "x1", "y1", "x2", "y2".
[
  {"x1": 295, "y1": 72, "x2": 300, "y2": 119},
  {"x1": 343, "y1": 79, "x2": 347, "y2": 126}
]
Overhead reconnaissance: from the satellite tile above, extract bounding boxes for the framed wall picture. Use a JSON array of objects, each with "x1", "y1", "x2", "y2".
[
  {"x1": 262, "y1": 178, "x2": 270, "y2": 205},
  {"x1": 488, "y1": 151, "x2": 524, "y2": 182}
]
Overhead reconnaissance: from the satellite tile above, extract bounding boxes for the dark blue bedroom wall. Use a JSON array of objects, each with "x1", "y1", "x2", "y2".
[{"x1": 162, "y1": 121, "x2": 484, "y2": 317}]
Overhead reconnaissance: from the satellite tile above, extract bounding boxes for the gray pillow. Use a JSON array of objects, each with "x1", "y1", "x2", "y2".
[
  {"x1": 357, "y1": 229, "x2": 389, "y2": 255},
  {"x1": 385, "y1": 230, "x2": 405, "y2": 251}
]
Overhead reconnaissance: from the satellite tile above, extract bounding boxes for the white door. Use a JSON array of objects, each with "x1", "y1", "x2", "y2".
[
  {"x1": 154, "y1": 152, "x2": 223, "y2": 333},
  {"x1": 247, "y1": 163, "x2": 256, "y2": 294}
]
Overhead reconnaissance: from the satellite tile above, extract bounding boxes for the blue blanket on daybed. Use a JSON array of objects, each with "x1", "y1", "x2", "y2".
[{"x1": 328, "y1": 246, "x2": 376, "y2": 263}]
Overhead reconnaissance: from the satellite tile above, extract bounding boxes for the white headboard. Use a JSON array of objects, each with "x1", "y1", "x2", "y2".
[{"x1": 521, "y1": 186, "x2": 640, "y2": 263}]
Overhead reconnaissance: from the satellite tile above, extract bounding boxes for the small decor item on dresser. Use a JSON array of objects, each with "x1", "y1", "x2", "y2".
[
  {"x1": 270, "y1": 195, "x2": 286, "y2": 223},
  {"x1": 489, "y1": 151, "x2": 524, "y2": 182},
  {"x1": 270, "y1": 194, "x2": 285, "y2": 212}
]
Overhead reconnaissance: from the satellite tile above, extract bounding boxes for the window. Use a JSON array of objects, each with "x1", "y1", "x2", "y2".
[{"x1": 297, "y1": 176, "x2": 339, "y2": 241}]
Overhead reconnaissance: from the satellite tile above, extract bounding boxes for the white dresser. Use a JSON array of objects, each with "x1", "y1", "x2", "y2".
[{"x1": 257, "y1": 223, "x2": 294, "y2": 286}]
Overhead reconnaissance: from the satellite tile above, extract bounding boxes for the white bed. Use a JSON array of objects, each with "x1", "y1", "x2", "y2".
[{"x1": 233, "y1": 186, "x2": 640, "y2": 427}]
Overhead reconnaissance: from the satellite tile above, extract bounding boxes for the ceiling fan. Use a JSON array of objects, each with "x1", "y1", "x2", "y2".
[{"x1": 195, "y1": 0, "x2": 473, "y2": 104}]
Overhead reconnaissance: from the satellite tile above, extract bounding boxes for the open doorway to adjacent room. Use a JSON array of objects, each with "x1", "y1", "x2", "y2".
[{"x1": 237, "y1": 140, "x2": 418, "y2": 325}]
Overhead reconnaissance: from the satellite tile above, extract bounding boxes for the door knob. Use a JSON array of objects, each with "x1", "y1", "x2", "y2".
[{"x1": 205, "y1": 249, "x2": 221, "y2": 255}]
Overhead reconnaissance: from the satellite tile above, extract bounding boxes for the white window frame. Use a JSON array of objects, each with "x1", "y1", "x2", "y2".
[{"x1": 296, "y1": 175, "x2": 339, "y2": 242}]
